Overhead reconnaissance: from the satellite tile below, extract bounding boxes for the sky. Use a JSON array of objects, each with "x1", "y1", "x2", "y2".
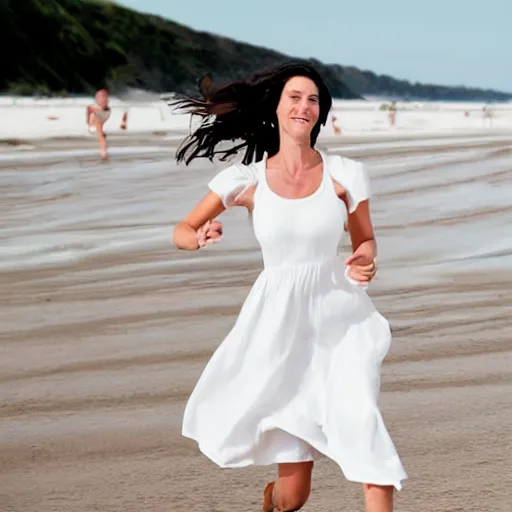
[{"x1": 116, "y1": 0, "x2": 511, "y2": 92}]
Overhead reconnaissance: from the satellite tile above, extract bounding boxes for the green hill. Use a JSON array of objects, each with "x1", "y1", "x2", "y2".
[{"x1": 1, "y1": 0, "x2": 511, "y2": 102}]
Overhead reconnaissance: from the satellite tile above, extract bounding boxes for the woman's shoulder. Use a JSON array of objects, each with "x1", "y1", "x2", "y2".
[
  {"x1": 324, "y1": 153, "x2": 365, "y2": 176},
  {"x1": 322, "y1": 152, "x2": 371, "y2": 213},
  {"x1": 212, "y1": 161, "x2": 260, "y2": 183},
  {"x1": 208, "y1": 161, "x2": 260, "y2": 207}
]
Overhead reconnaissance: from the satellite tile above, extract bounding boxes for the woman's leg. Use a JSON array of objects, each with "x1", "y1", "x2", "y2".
[
  {"x1": 363, "y1": 483, "x2": 394, "y2": 512},
  {"x1": 272, "y1": 461, "x2": 313, "y2": 511},
  {"x1": 95, "y1": 121, "x2": 108, "y2": 160}
]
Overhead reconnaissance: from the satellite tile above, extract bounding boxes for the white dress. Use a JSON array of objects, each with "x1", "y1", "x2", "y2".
[{"x1": 182, "y1": 151, "x2": 407, "y2": 490}]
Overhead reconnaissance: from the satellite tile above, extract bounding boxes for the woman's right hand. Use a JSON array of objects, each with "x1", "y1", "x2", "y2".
[
  {"x1": 173, "y1": 191, "x2": 226, "y2": 251},
  {"x1": 197, "y1": 220, "x2": 223, "y2": 247}
]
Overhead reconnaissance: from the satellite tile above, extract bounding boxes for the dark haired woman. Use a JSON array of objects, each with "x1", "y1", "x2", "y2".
[{"x1": 172, "y1": 63, "x2": 407, "y2": 512}]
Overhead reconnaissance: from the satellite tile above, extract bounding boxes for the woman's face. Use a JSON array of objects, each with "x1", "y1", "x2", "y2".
[
  {"x1": 276, "y1": 76, "x2": 320, "y2": 141},
  {"x1": 96, "y1": 90, "x2": 109, "y2": 108}
]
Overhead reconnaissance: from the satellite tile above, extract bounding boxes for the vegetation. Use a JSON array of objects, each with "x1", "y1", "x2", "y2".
[{"x1": 1, "y1": 0, "x2": 510, "y2": 102}]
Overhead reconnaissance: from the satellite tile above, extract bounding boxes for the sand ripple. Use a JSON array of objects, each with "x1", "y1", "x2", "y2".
[{"x1": 1, "y1": 132, "x2": 511, "y2": 511}]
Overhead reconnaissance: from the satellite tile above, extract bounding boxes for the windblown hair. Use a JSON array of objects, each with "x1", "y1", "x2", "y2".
[{"x1": 171, "y1": 62, "x2": 333, "y2": 165}]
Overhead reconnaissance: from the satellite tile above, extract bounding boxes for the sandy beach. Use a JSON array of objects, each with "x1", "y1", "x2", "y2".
[{"x1": 1, "y1": 122, "x2": 512, "y2": 511}]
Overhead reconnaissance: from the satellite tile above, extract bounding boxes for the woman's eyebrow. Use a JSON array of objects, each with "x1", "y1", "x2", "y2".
[{"x1": 288, "y1": 89, "x2": 319, "y2": 98}]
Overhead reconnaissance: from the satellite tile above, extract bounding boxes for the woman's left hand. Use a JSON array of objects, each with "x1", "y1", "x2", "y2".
[{"x1": 345, "y1": 253, "x2": 378, "y2": 284}]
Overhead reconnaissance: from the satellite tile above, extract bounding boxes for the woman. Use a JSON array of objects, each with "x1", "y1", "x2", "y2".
[
  {"x1": 86, "y1": 88, "x2": 111, "y2": 160},
  {"x1": 172, "y1": 63, "x2": 407, "y2": 512}
]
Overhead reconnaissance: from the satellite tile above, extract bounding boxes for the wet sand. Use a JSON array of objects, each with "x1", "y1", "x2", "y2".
[{"x1": 1, "y1": 132, "x2": 511, "y2": 511}]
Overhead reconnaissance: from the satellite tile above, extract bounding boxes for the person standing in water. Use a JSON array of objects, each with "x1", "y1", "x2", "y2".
[
  {"x1": 172, "y1": 62, "x2": 407, "y2": 512},
  {"x1": 87, "y1": 89, "x2": 111, "y2": 160}
]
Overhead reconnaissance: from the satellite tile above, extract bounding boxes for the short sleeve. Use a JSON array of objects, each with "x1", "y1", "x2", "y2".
[
  {"x1": 327, "y1": 155, "x2": 371, "y2": 213},
  {"x1": 208, "y1": 163, "x2": 257, "y2": 208}
]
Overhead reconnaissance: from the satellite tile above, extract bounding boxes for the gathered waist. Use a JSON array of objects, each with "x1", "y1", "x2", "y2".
[
  {"x1": 255, "y1": 256, "x2": 366, "y2": 294},
  {"x1": 262, "y1": 257, "x2": 343, "y2": 275}
]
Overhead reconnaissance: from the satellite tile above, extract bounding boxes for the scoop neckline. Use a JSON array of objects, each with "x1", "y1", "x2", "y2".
[{"x1": 262, "y1": 150, "x2": 326, "y2": 203}]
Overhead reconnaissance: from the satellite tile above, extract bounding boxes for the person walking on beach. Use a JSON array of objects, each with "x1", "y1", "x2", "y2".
[
  {"x1": 172, "y1": 62, "x2": 407, "y2": 512},
  {"x1": 87, "y1": 88, "x2": 111, "y2": 160},
  {"x1": 388, "y1": 101, "x2": 397, "y2": 127},
  {"x1": 332, "y1": 113, "x2": 342, "y2": 134}
]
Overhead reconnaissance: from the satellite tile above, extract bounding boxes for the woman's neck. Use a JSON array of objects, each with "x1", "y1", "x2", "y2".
[{"x1": 273, "y1": 136, "x2": 320, "y2": 176}]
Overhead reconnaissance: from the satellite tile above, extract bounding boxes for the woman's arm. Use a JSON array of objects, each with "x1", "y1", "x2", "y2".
[
  {"x1": 86, "y1": 105, "x2": 93, "y2": 124},
  {"x1": 345, "y1": 200, "x2": 378, "y2": 283},
  {"x1": 347, "y1": 200, "x2": 376, "y2": 260},
  {"x1": 173, "y1": 192, "x2": 226, "y2": 250}
]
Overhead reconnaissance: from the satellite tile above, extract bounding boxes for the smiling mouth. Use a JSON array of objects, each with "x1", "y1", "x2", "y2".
[{"x1": 292, "y1": 117, "x2": 309, "y2": 124}]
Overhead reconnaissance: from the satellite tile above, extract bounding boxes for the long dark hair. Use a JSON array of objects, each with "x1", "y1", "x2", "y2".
[{"x1": 171, "y1": 62, "x2": 333, "y2": 165}]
